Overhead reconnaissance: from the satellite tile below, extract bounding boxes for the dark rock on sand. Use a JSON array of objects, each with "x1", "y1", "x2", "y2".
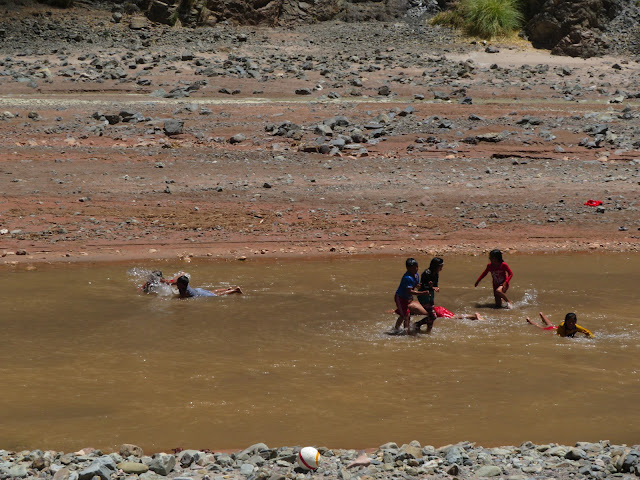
[{"x1": 163, "y1": 119, "x2": 184, "y2": 136}]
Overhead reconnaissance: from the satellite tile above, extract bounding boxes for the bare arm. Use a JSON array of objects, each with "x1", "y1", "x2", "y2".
[
  {"x1": 165, "y1": 271, "x2": 187, "y2": 284},
  {"x1": 577, "y1": 325, "x2": 595, "y2": 338}
]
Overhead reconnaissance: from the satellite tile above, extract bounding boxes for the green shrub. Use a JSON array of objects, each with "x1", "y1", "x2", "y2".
[
  {"x1": 431, "y1": 0, "x2": 522, "y2": 39},
  {"x1": 461, "y1": 0, "x2": 523, "y2": 38},
  {"x1": 431, "y1": 8, "x2": 466, "y2": 29},
  {"x1": 168, "y1": 9, "x2": 179, "y2": 25}
]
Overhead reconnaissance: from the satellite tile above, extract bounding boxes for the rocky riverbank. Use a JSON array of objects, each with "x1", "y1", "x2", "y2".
[{"x1": 2, "y1": 441, "x2": 640, "y2": 480}]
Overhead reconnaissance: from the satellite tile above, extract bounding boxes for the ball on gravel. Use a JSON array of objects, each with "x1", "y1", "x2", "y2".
[{"x1": 297, "y1": 446, "x2": 320, "y2": 470}]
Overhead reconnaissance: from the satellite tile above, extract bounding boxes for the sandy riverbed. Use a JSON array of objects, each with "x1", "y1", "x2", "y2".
[{"x1": 1, "y1": 5, "x2": 639, "y2": 266}]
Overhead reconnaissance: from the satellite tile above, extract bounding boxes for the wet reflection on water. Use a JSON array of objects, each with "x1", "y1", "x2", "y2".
[{"x1": 1, "y1": 254, "x2": 639, "y2": 452}]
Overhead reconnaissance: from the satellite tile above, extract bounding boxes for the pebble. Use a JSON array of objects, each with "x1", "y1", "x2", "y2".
[{"x1": 230, "y1": 133, "x2": 247, "y2": 144}]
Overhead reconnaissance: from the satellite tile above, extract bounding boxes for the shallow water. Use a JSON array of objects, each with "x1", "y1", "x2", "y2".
[{"x1": 1, "y1": 254, "x2": 639, "y2": 453}]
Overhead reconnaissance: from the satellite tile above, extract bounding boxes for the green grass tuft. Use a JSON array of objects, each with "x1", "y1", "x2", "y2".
[
  {"x1": 169, "y1": 9, "x2": 179, "y2": 26},
  {"x1": 461, "y1": 0, "x2": 523, "y2": 38},
  {"x1": 430, "y1": 0, "x2": 522, "y2": 39},
  {"x1": 431, "y1": 8, "x2": 466, "y2": 29}
]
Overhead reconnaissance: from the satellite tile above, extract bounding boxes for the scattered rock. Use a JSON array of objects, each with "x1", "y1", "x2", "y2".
[
  {"x1": 230, "y1": 133, "x2": 247, "y2": 144},
  {"x1": 164, "y1": 119, "x2": 184, "y2": 136},
  {"x1": 147, "y1": 453, "x2": 176, "y2": 476},
  {"x1": 120, "y1": 444, "x2": 144, "y2": 458},
  {"x1": 117, "y1": 461, "x2": 149, "y2": 474}
]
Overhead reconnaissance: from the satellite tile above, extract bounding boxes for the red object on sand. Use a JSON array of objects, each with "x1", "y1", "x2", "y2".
[{"x1": 584, "y1": 199, "x2": 603, "y2": 207}]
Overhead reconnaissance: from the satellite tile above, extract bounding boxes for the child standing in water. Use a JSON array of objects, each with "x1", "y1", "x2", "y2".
[
  {"x1": 393, "y1": 258, "x2": 421, "y2": 334},
  {"x1": 526, "y1": 312, "x2": 594, "y2": 338},
  {"x1": 474, "y1": 249, "x2": 513, "y2": 308},
  {"x1": 414, "y1": 257, "x2": 444, "y2": 334}
]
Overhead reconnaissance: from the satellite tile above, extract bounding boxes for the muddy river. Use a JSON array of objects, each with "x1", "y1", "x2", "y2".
[{"x1": 1, "y1": 254, "x2": 639, "y2": 452}]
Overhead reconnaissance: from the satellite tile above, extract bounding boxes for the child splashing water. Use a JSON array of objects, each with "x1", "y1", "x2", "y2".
[
  {"x1": 135, "y1": 270, "x2": 243, "y2": 298},
  {"x1": 475, "y1": 249, "x2": 513, "y2": 308}
]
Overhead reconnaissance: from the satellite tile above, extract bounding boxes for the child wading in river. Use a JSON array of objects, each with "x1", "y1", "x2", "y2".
[
  {"x1": 414, "y1": 257, "x2": 444, "y2": 334},
  {"x1": 474, "y1": 249, "x2": 513, "y2": 308},
  {"x1": 393, "y1": 258, "x2": 422, "y2": 334}
]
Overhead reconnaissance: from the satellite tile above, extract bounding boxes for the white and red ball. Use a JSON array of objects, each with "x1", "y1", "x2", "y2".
[{"x1": 297, "y1": 446, "x2": 320, "y2": 470}]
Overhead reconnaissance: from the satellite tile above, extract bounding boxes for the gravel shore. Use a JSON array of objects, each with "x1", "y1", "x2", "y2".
[{"x1": 2, "y1": 441, "x2": 640, "y2": 480}]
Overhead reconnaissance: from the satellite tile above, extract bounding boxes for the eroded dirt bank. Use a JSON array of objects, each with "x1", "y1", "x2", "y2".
[{"x1": 1, "y1": 6, "x2": 639, "y2": 266}]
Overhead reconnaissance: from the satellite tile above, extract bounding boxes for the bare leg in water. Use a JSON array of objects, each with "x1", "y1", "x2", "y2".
[
  {"x1": 212, "y1": 286, "x2": 243, "y2": 295},
  {"x1": 494, "y1": 284, "x2": 512, "y2": 308},
  {"x1": 456, "y1": 312, "x2": 484, "y2": 320},
  {"x1": 526, "y1": 312, "x2": 555, "y2": 329},
  {"x1": 387, "y1": 303, "x2": 484, "y2": 322}
]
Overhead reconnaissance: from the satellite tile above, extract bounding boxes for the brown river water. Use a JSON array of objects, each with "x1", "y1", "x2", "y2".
[{"x1": 1, "y1": 254, "x2": 639, "y2": 453}]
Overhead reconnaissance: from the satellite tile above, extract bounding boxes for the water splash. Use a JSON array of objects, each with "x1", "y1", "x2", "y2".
[
  {"x1": 126, "y1": 267, "x2": 183, "y2": 297},
  {"x1": 513, "y1": 289, "x2": 538, "y2": 308},
  {"x1": 127, "y1": 267, "x2": 153, "y2": 287}
]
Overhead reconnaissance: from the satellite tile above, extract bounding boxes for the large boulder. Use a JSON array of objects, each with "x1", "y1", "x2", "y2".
[
  {"x1": 551, "y1": 28, "x2": 610, "y2": 57},
  {"x1": 147, "y1": 0, "x2": 178, "y2": 25},
  {"x1": 525, "y1": 0, "x2": 622, "y2": 55}
]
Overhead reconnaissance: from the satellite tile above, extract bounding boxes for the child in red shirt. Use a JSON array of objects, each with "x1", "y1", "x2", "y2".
[{"x1": 474, "y1": 249, "x2": 513, "y2": 308}]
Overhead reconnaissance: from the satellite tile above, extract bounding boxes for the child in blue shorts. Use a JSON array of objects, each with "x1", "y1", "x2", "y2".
[{"x1": 393, "y1": 258, "x2": 422, "y2": 334}]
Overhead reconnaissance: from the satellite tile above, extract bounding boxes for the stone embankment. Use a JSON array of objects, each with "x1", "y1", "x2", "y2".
[{"x1": 1, "y1": 441, "x2": 639, "y2": 480}]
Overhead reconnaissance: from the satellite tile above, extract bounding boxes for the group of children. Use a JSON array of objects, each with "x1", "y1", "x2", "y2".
[
  {"x1": 393, "y1": 249, "x2": 594, "y2": 338},
  {"x1": 138, "y1": 254, "x2": 593, "y2": 339}
]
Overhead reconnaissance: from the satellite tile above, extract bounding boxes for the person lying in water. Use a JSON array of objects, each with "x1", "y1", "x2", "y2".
[
  {"x1": 430, "y1": 305, "x2": 484, "y2": 321},
  {"x1": 526, "y1": 312, "x2": 594, "y2": 338},
  {"x1": 388, "y1": 304, "x2": 484, "y2": 321},
  {"x1": 175, "y1": 275, "x2": 243, "y2": 298}
]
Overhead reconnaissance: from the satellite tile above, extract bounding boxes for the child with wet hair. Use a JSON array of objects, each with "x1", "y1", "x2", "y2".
[
  {"x1": 526, "y1": 312, "x2": 594, "y2": 338},
  {"x1": 474, "y1": 249, "x2": 513, "y2": 308}
]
